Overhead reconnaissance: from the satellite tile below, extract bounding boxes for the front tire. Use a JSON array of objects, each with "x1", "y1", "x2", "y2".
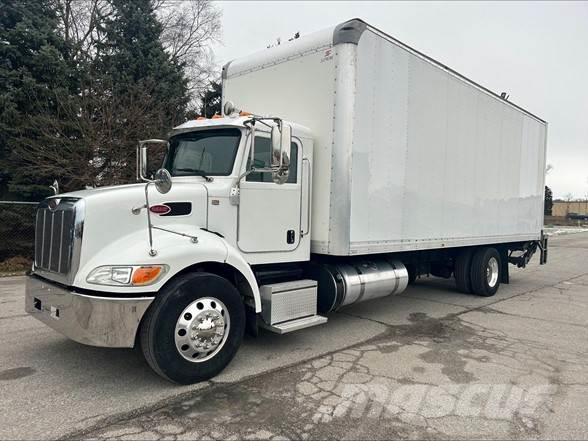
[
  {"x1": 470, "y1": 247, "x2": 501, "y2": 297},
  {"x1": 140, "y1": 272, "x2": 245, "y2": 384}
]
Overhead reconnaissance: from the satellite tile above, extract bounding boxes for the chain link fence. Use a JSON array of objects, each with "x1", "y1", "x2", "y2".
[{"x1": 0, "y1": 201, "x2": 38, "y2": 273}]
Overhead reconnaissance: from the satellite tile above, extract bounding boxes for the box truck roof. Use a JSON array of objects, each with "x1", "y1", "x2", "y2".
[{"x1": 223, "y1": 18, "x2": 545, "y2": 124}]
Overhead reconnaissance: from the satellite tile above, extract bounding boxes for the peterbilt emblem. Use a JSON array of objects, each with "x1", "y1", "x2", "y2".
[{"x1": 149, "y1": 204, "x2": 171, "y2": 215}]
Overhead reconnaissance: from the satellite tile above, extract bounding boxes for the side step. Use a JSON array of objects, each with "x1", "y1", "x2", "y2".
[
  {"x1": 260, "y1": 315, "x2": 328, "y2": 334},
  {"x1": 259, "y1": 279, "x2": 328, "y2": 334}
]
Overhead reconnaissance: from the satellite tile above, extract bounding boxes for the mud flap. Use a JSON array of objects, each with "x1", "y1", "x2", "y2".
[
  {"x1": 539, "y1": 231, "x2": 548, "y2": 265},
  {"x1": 500, "y1": 247, "x2": 510, "y2": 284}
]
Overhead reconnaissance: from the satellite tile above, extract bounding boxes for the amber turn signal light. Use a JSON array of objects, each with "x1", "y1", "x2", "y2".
[{"x1": 132, "y1": 266, "x2": 163, "y2": 286}]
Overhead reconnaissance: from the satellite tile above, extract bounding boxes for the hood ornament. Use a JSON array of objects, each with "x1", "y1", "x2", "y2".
[{"x1": 49, "y1": 180, "x2": 59, "y2": 195}]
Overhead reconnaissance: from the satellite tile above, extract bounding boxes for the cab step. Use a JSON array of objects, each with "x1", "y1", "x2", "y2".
[{"x1": 260, "y1": 314, "x2": 328, "y2": 334}]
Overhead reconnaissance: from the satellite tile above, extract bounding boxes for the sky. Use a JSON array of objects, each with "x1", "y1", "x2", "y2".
[{"x1": 214, "y1": 1, "x2": 588, "y2": 199}]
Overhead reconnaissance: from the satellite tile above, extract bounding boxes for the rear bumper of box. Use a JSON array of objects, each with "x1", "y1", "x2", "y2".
[{"x1": 25, "y1": 275, "x2": 154, "y2": 348}]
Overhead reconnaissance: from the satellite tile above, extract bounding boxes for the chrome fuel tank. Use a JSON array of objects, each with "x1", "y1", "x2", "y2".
[{"x1": 310, "y1": 259, "x2": 409, "y2": 313}]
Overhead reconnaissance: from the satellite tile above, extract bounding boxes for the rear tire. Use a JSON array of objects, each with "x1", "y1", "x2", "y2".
[
  {"x1": 470, "y1": 247, "x2": 501, "y2": 297},
  {"x1": 406, "y1": 264, "x2": 417, "y2": 285},
  {"x1": 140, "y1": 272, "x2": 245, "y2": 384},
  {"x1": 454, "y1": 249, "x2": 473, "y2": 294}
]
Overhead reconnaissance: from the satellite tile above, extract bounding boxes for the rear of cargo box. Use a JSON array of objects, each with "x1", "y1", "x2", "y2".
[{"x1": 222, "y1": 19, "x2": 547, "y2": 257}]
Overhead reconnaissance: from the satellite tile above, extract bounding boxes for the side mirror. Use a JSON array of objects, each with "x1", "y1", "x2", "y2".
[
  {"x1": 271, "y1": 123, "x2": 291, "y2": 184},
  {"x1": 139, "y1": 146, "x2": 148, "y2": 180},
  {"x1": 137, "y1": 139, "x2": 168, "y2": 181},
  {"x1": 154, "y1": 168, "x2": 172, "y2": 194}
]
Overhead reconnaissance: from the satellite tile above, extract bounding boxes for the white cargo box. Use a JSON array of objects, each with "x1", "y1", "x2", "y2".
[{"x1": 223, "y1": 19, "x2": 547, "y2": 256}]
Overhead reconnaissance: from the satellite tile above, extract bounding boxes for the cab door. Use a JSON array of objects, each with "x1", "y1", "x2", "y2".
[{"x1": 237, "y1": 135, "x2": 301, "y2": 252}]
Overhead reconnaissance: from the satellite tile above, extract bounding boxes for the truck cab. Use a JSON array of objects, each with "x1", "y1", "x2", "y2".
[
  {"x1": 155, "y1": 115, "x2": 313, "y2": 264},
  {"x1": 25, "y1": 112, "x2": 324, "y2": 384}
]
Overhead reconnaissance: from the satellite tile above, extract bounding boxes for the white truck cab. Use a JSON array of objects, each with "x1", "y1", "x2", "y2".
[{"x1": 26, "y1": 19, "x2": 548, "y2": 384}]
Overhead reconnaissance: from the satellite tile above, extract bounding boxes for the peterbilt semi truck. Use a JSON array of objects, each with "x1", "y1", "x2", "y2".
[{"x1": 25, "y1": 19, "x2": 548, "y2": 384}]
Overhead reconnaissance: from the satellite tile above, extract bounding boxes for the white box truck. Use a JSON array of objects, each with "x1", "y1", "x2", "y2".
[{"x1": 25, "y1": 19, "x2": 548, "y2": 384}]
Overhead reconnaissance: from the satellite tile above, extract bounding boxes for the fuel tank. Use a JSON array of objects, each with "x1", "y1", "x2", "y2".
[{"x1": 310, "y1": 259, "x2": 409, "y2": 313}]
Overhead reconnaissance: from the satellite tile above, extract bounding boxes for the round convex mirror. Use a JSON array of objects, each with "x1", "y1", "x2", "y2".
[{"x1": 154, "y1": 169, "x2": 172, "y2": 194}]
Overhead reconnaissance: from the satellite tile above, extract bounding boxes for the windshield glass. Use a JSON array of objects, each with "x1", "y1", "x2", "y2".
[{"x1": 164, "y1": 128, "x2": 242, "y2": 176}]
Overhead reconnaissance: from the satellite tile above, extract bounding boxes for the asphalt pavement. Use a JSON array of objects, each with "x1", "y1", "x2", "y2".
[{"x1": 1, "y1": 232, "x2": 587, "y2": 440}]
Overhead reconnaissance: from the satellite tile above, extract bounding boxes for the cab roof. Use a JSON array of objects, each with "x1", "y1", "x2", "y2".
[{"x1": 169, "y1": 115, "x2": 312, "y2": 139}]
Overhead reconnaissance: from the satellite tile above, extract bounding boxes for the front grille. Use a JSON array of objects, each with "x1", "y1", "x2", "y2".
[{"x1": 34, "y1": 198, "x2": 82, "y2": 279}]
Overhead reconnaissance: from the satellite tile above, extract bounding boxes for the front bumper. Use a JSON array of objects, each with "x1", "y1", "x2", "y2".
[{"x1": 25, "y1": 275, "x2": 154, "y2": 348}]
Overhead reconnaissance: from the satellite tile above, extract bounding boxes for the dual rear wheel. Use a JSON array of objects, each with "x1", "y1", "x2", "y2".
[{"x1": 454, "y1": 247, "x2": 501, "y2": 297}]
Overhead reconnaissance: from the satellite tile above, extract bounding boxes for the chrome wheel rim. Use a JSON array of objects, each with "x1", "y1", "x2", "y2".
[
  {"x1": 174, "y1": 297, "x2": 230, "y2": 363},
  {"x1": 486, "y1": 257, "x2": 499, "y2": 288}
]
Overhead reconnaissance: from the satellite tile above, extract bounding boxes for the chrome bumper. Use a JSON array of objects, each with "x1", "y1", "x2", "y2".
[{"x1": 25, "y1": 275, "x2": 154, "y2": 348}]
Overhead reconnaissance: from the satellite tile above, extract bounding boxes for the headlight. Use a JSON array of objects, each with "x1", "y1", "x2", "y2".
[{"x1": 87, "y1": 265, "x2": 168, "y2": 287}]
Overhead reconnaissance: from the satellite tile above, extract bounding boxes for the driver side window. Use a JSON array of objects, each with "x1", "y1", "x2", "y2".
[{"x1": 246, "y1": 137, "x2": 298, "y2": 183}]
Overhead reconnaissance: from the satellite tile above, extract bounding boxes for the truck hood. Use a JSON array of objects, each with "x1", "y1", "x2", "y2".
[{"x1": 53, "y1": 182, "x2": 208, "y2": 270}]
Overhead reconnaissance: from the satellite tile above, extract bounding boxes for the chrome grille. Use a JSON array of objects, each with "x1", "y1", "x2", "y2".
[{"x1": 34, "y1": 198, "x2": 83, "y2": 283}]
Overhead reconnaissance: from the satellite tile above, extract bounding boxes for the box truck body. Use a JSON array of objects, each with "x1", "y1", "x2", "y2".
[
  {"x1": 222, "y1": 20, "x2": 547, "y2": 256},
  {"x1": 26, "y1": 19, "x2": 548, "y2": 384}
]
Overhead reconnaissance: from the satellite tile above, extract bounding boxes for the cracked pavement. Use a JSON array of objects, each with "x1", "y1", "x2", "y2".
[{"x1": 1, "y1": 232, "x2": 588, "y2": 440}]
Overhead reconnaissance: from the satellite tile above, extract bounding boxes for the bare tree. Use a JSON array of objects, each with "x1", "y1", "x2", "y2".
[
  {"x1": 53, "y1": 0, "x2": 222, "y2": 99},
  {"x1": 53, "y1": 0, "x2": 112, "y2": 61},
  {"x1": 155, "y1": 0, "x2": 222, "y2": 98}
]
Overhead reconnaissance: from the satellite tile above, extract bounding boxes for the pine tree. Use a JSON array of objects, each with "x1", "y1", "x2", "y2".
[
  {"x1": 0, "y1": 0, "x2": 75, "y2": 201},
  {"x1": 0, "y1": 1, "x2": 78, "y2": 262},
  {"x1": 87, "y1": 0, "x2": 189, "y2": 184},
  {"x1": 544, "y1": 185, "x2": 553, "y2": 216},
  {"x1": 196, "y1": 81, "x2": 222, "y2": 118},
  {"x1": 96, "y1": 0, "x2": 188, "y2": 124}
]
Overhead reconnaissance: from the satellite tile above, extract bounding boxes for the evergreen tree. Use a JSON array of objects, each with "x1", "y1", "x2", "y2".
[
  {"x1": 544, "y1": 185, "x2": 553, "y2": 216},
  {"x1": 0, "y1": 0, "x2": 77, "y2": 262},
  {"x1": 0, "y1": 0, "x2": 75, "y2": 201},
  {"x1": 86, "y1": 0, "x2": 189, "y2": 184},
  {"x1": 197, "y1": 81, "x2": 222, "y2": 118},
  {"x1": 96, "y1": 0, "x2": 188, "y2": 124}
]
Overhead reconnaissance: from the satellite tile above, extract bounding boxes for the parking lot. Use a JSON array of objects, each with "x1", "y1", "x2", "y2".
[{"x1": 1, "y1": 232, "x2": 587, "y2": 440}]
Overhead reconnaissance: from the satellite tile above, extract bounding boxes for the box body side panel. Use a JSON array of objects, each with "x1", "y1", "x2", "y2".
[{"x1": 348, "y1": 30, "x2": 546, "y2": 254}]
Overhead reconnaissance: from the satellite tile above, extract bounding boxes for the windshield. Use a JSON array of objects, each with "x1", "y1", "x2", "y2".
[{"x1": 164, "y1": 128, "x2": 242, "y2": 177}]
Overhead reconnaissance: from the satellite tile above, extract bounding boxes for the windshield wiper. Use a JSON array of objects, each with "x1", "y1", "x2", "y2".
[{"x1": 175, "y1": 168, "x2": 213, "y2": 182}]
